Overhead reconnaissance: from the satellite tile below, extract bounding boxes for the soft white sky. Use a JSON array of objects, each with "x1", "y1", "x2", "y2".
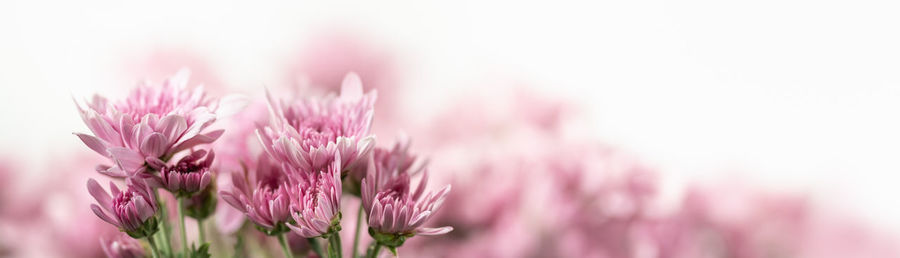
[{"x1": 1, "y1": 0, "x2": 899, "y2": 230}]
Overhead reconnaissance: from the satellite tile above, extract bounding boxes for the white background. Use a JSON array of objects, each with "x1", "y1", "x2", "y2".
[{"x1": 1, "y1": 0, "x2": 899, "y2": 230}]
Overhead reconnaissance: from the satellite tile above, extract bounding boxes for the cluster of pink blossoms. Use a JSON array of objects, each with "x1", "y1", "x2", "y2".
[{"x1": 73, "y1": 70, "x2": 451, "y2": 258}]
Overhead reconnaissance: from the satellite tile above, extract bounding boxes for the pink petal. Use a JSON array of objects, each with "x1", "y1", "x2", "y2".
[
  {"x1": 340, "y1": 72, "x2": 364, "y2": 100},
  {"x1": 140, "y1": 133, "x2": 168, "y2": 158},
  {"x1": 108, "y1": 148, "x2": 145, "y2": 174},
  {"x1": 171, "y1": 129, "x2": 224, "y2": 154},
  {"x1": 156, "y1": 115, "x2": 187, "y2": 145},
  {"x1": 86, "y1": 179, "x2": 113, "y2": 212},
  {"x1": 91, "y1": 204, "x2": 119, "y2": 227},
  {"x1": 74, "y1": 133, "x2": 109, "y2": 157},
  {"x1": 415, "y1": 226, "x2": 453, "y2": 236}
]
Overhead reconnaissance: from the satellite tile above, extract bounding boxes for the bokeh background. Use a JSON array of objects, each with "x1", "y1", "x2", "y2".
[{"x1": 1, "y1": 0, "x2": 899, "y2": 257}]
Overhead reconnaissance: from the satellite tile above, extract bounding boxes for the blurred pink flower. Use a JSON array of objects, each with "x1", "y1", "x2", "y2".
[
  {"x1": 257, "y1": 73, "x2": 375, "y2": 174},
  {"x1": 213, "y1": 172, "x2": 247, "y2": 235},
  {"x1": 285, "y1": 31, "x2": 399, "y2": 123},
  {"x1": 74, "y1": 69, "x2": 235, "y2": 177},
  {"x1": 346, "y1": 137, "x2": 425, "y2": 196},
  {"x1": 124, "y1": 49, "x2": 229, "y2": 96},
  {"x1": 286, "y1": 156, "x2": 343, "y2": 238},
  {"x1": 101, "y1": 232, "x2": 147, "y2": 258},
  {"x1": 221, "y1": 154, "x2": 294, "y2": 235},
  {"x1": 148, "y1": 149, "x2": 214, "y2": 197},
  {"x1": 87, "y1": 178, "x2": 159, "y2": 238},
  {"x1": 403, "y1": 160, "x2": 531, "y2": 258}
]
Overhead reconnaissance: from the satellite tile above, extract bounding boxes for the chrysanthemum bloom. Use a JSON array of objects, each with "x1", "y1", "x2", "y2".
[
  {"x1": 257, "y1": 73, "x2": 375, "y2": 174},
  {"x1": 100, "y1": 232, "x2": 147, "y2": 258},
  {"x1": 87, "y1": 178, "x2": 159, "y2": 238},
  {"x1": 221, "y1": 154, "x2": 295, "y2": 235},
  {"x1": 74, "y1": 69, "x2": 236, "y2": 178},
  {"x1": 345, "y1": 138, "x2": 425, "y2": 196},
  {"x1": 183, "y1": 182, "x2": 217, "y2": 220},
  {"x1": 361, "y1": 157, "x2": 452, "y2": 253},
  {"x1": 286, "y1": 157, "x2": 343, "y2": 238},
  {"x1": 147, "y1": 149, "x2": 214, "y2": 197}
]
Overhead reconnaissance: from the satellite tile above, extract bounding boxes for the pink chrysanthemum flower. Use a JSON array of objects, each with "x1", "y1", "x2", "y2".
[
  {"x1": 147, "y1": 149, "x2": 214, "y2": 197},
  {"x1": 100, "y1": 232, "x2": 147, "y2": 258},
  {"x1": 286, "y1": 156, "x2": 343, "y2": 238},
  {"x1": 221, "y1": 154, "x2": 295, "y2": 235},
  {"x1": 74, "y1": 69, "x2": 230, "y2": 178},
  {"x1": 87, "y1": 178, "x2": 159, "y2": 238},
  {"x1": 361, "y1": 155, "x2": 452, "y2": 251},
  {"x1": 346, "y1": 137, "x2": 425, "y2": 196},
  {"x1": 257, "y1": 73, "x2": 376, "y2": 174}
]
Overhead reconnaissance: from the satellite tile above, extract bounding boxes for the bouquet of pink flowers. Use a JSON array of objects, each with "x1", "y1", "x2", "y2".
[{"x1": 74, "y1": 70, "x2": 451, "y2": 258}]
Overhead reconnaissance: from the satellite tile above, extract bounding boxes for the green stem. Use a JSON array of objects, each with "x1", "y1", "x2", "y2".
[
  {"x1": 147, "y1": 234, "x2": 161, "y2": 258},
  {"x1": 197, "y1": 218, "x2": 206, "y2": 244},
  {"x1": 177, "y1": 198, "x2": 189, "y2": 256},
  {"x1": 155, "y1": 190, "x2": 173, "y2": 257},
  {"x1": 351, "y1": 204, "x2": 364, "y2": 258},
  {"x1": 366, "y1": 243, "x2": 383, "y2": 258},
  {"x1": 327, "y1": 233, "x2": 342, "y2": 258},
  {"x1": 277, "y1": 234, "x2": 294, "y2": 258},
  {"x1": 308, "y1": 238, "x2": 324, "y2": 257}
]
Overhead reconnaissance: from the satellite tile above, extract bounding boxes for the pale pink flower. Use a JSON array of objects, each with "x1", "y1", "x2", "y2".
[
  {"x1": 221, "y1": 154, "x2": 295, "y2": 235},
  {"x1": 403, "y1": 160, "x2": 531, "y2": 258},
  {"x1": 147, "y1": 149, "x2": 214, "y2": 197},
  {"x1": 286, "y1": 156, "x2": 342, "y2": 238},
  {"x1": 100, "y1": 232, "x2": 147, "y2": 258},
  {"x1": 285, "y1": 31, "x2": 401, "y2": 127},
  {"x1": 257, "y1": 73, "x2": 375, "y2": 174},
  {"x1": 346, "y1": 138, "x2": 425, "y2": 196},
  {"x1": 87, "y1": 178, "x2": 159, "y2": 238},
  {"x1": 361, "y1": 156, "x2": 452, "y2": 241},
  {"x1": 213, "y1": 172, "x2": 248, "y2": 235},
  {"x1": 74, "y1": 69, "x2": 232, "y2": 177}
]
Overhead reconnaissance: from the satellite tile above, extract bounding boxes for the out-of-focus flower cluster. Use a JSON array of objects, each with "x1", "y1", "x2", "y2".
[
  {"x1": 0, "y1": 32, "x2": 895, "y2": 258},
  {"x1": 398, "y1": 87, "x2": 900, "y2": 258}
]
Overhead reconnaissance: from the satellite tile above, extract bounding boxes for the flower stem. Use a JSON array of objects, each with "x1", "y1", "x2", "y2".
[
  {"x1": 365, "y1": 243, "x2": 382, "y2": 258},
  {"x1": 155, "y1": 190, "x2": 173, "y2": 256},
  {"x1": 352, "y1": 204, "x2": 364, "y2": 258},
  {"x1": 327, "y1": 233, "x2": 342, "y2": 258},
  {"x1": 277, "y1": 234, "x2": 294, "y2": 258},
  {"x1": 147, "y1": 234, "x2": 161, "y2": 258},
  {"x1": 197, "y1": 218, "x2": 206, "y2": 244},
  {"x1": 177, "y1": 198, "x2": 189, "y2": 256},
  {"x1": 308, "y1": 238, "x2": 324, "y2": 257}
]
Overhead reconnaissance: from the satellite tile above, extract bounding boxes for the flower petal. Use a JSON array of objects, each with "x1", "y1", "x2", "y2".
[
  {"x1": 415, "y1": 226, "x2": 453, "y2": 236},
  {"x1": 74, "y1": 133, "x2": 109, "y2": 157}
]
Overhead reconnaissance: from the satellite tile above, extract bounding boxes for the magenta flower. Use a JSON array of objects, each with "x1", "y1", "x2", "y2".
[
  {"x1": 257, "y1": 73, "x2": 375, "y2": 174},
  {"x1": 286, "y1": 156, "x2": 343, "y2": 238},
  {"x1": 361, "y1": 156, "x2": 452, "y2": 250},
  {"x1": 147, "y1": 149, "x2": 214, "y2": 197},
  {"x1": 73, "y1": 69, "x2": 231, "y2": 178},
  {"x1": 87, "y1": 178, "x2": 159, "y2": 238},
  {"x1": 221, "y1": 154, "x2": 295, "y2": 235},
  {"x1": 100, "y1": 232, "x2": 147, "y2": 258}
]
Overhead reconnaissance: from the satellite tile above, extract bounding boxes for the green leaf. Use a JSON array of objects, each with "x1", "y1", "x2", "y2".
[{"x1": 190, "y1": 243, "x2": 211, "y2": 258}]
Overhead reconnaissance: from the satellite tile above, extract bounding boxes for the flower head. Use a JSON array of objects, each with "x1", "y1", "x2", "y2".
[
  {"x1": 361, "y1": 154, "x2": 452, "y2": 250},
  {"x1": 148, "y1": 150, "x2": 214, "y2": 197},
  {"x1": 87, "y1": 178, "x2": 159, "y2": 238},
  {"x1": 221, "y1": 154, "x2": 294, "y2": 235},
  {"x1": 346, "y1": 138, "x2": 425, "y2": 196},
  {"x1": 74, "y1": 69, "x2": 228, "y2": 177},
  {"x1": 257, "y1": 73, "x2": 376, "y2": 174},
  {"x1": 182, "y1": 182, "x2": 218, "y2": 220},
  {"x1": 286, "y1": 156, "x2": 343, "y2": 238},
  {"x1": 100, "y1": 232, "x2": 147, "y2": 258}
]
